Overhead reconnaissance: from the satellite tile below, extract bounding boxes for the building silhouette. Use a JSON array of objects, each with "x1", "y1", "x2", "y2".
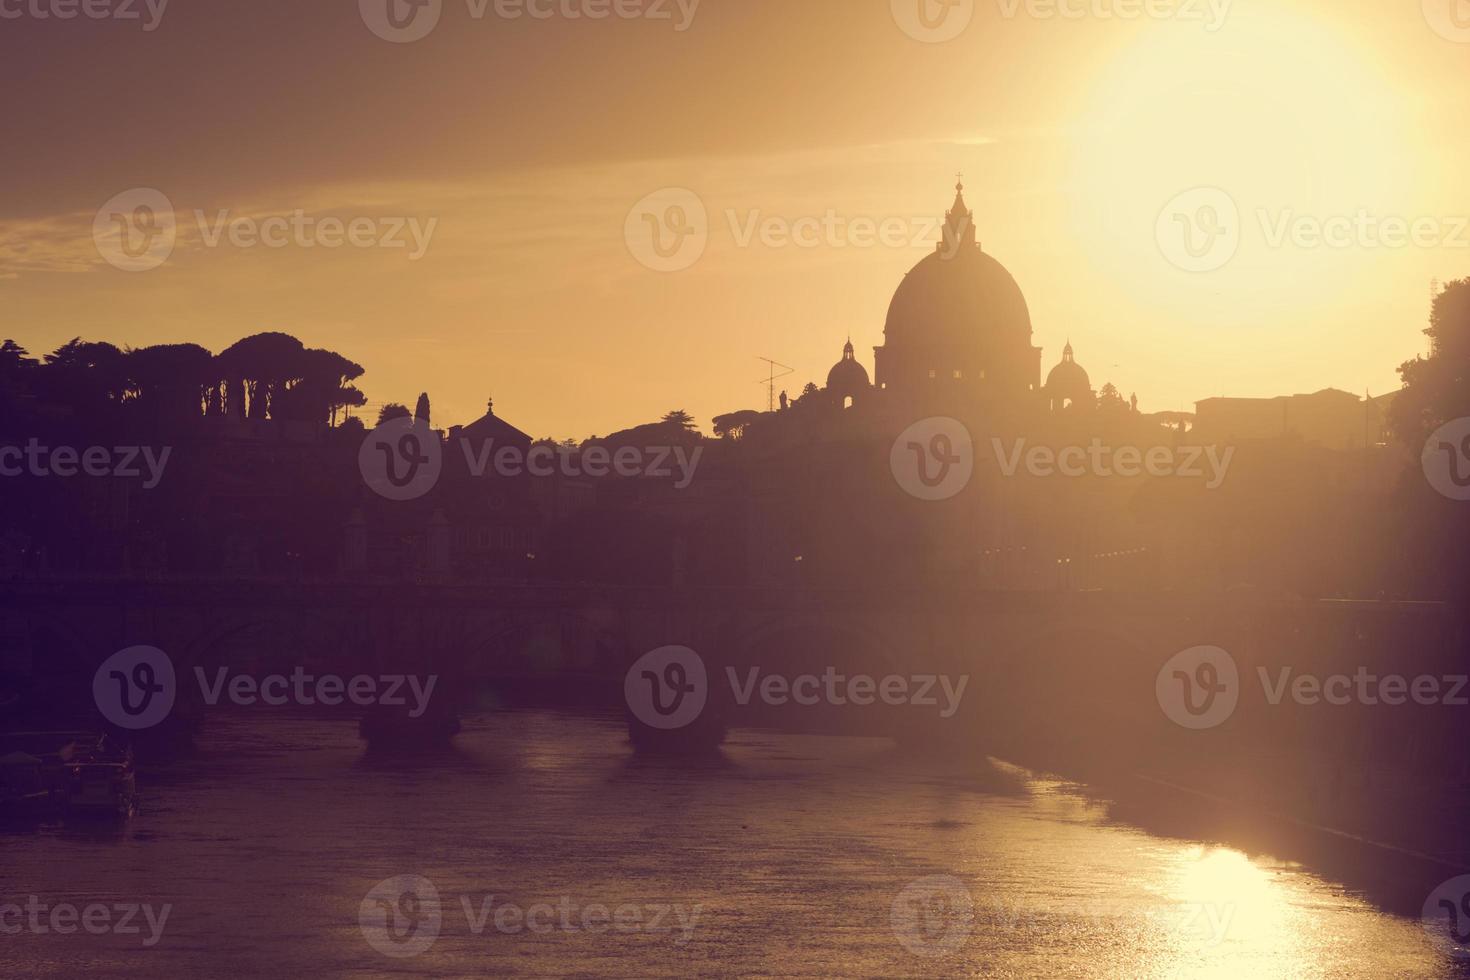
[
  {"x1": 871, "y1": 180, "x2": 1043, "y2": 408},
  {"x1": 799, "y1": 180, "x2": 1100, "y2": 422},
  {"x1": 0, "y1": 180, "x2": 1433, "y2": 601},
  {"x1": 1195, "y1": 389, "x2": 1396, "y2": 451}
]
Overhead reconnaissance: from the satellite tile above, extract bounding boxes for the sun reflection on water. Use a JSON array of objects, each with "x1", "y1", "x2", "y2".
[{"x1": 1161, "y1": 846, "x2": 1306, "y2": 978}]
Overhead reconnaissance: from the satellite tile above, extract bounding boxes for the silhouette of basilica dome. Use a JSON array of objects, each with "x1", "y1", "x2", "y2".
[
  {"x1": 873, "y1": 180, "x2": 1041, "y2": 398},
  {"x1": 883, "y1": 247, "x2": 1033, "y2": 350}
]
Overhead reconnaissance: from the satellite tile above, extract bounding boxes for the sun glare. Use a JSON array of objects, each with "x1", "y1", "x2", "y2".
[{"x1": 1070, "y1": 9, "x2": 1415, "y2": 309}]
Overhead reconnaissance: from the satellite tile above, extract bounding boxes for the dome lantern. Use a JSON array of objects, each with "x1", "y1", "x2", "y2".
[{"x1": 940, "y1": 174, "x2": 977, "y2": 256}]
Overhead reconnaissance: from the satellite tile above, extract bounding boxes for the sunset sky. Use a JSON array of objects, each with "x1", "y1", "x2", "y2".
[{"x1": 2, "y1": 0, "x2": 1468, "y2": 437}]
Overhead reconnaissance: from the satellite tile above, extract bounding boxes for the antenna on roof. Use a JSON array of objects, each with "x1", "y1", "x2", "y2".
[{"x1": 756, "y1": 357, "x2": 795, "y2": 413}]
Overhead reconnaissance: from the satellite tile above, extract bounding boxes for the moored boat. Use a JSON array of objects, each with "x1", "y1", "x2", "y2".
[{"x1": 0, "y1": 732, "x2": 137, "y2": 821}]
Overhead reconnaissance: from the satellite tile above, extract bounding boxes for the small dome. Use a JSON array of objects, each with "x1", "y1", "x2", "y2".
[
  {"x1": 1046, "y1": 360, "x2": 1090, "y2": 392},
  {"x1": 1045, "y1": 342, "x2": 1092, "y2": 407},
  {"x1": 827, "y1": 341, "x2": 870, "y2": 390},
  {"x1": 826, "y1": 340, "x2": 871, "y2": 405}
]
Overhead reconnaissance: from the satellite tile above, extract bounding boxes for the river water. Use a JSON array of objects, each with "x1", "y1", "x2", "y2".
[{"x1": 0, "y1": 709, "x2": 1463, "y2": 978}]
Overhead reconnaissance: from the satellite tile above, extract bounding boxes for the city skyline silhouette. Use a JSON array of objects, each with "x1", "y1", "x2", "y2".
[{"x1": 3, "y1": 3, "x2": 1470, "y2": 978}]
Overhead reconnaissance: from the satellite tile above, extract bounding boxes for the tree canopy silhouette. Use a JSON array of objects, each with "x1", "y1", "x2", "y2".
[
  {"x1": 217, "y1": 332, "x2": 306, "y2": 421},
  {"x1": 0, "y1": 340, "x2": 38, "y2": 432},
  {"x1": 714, "y1": 410, "x2": 764, "y2": 441},
  {"x1": 377, "y1": 403, "x2": 411, "y2": 425},
  {"x1": 41, "y1": 339, "x2": 128, "y2": 420},
  {"x1": 127, "y1": 343, "x2": 215, "y2": 423},
  {"x1": 0, "y1": 332, "x2": 369, "y2": 432},
  {"x1": 1390, "y1": 278, "x2": 1470, "y2": 445},
  {"x1": 271, "y1": 347, "x2": 366, "y2": 425}
]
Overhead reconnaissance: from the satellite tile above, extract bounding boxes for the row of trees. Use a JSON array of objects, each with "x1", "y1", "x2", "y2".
[{"x1": 0, "y1": 332, "x2": 365, "y2": 431}]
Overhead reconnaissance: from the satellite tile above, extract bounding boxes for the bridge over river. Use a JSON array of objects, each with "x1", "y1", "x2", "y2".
[
  {"x1": 3, "y1": 577, "x2": 1466, "y2": 882},
  {"x1": 1, "y1": 578, "x2": 1459, "y2": 749}
]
